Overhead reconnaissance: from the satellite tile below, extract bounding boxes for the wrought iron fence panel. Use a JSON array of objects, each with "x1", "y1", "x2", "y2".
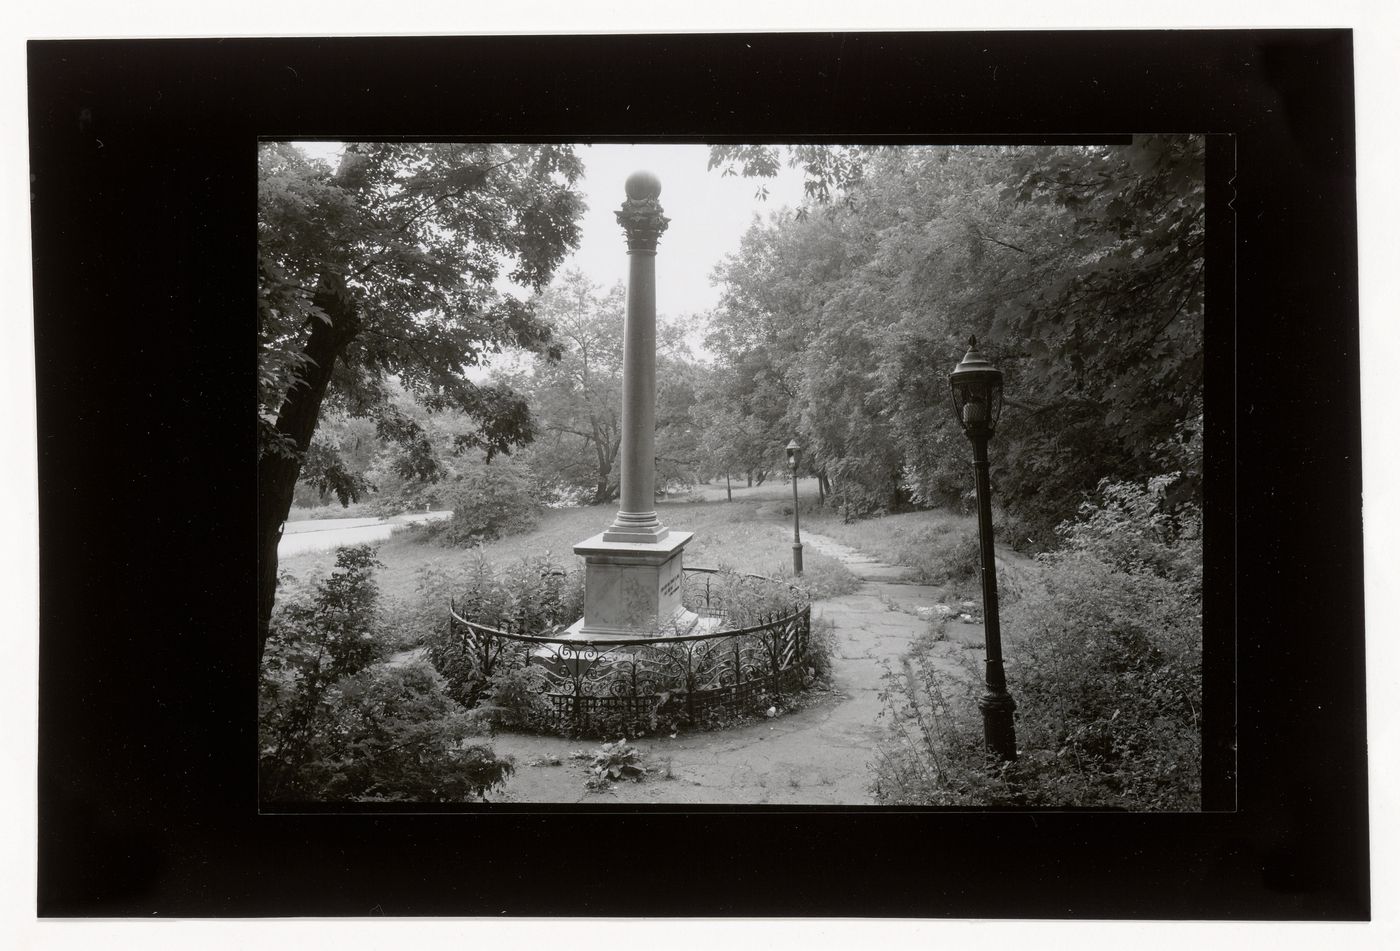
[{"x1": 445, "y1": 568, "x2": 813, "y2": 736}]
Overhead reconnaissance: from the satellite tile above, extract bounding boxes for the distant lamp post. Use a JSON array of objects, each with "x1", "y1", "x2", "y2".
[
  {"x1": 949, "y1": 336, "x2": 1017, "y2": 762},
  {"x1": 785, "y1": 438, "x2": 804, "y2": 576}
]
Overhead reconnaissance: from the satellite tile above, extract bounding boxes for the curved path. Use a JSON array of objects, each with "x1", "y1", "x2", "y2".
[{"x1": 488, "y1": 525, "x2": 982, "y2": 804}]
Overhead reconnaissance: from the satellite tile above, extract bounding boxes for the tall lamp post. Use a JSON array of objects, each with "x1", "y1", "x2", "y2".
[
  {"x1": 785, "y1": 439, "x2": 803, "y2": 576},
  {"x1": 950, "y1": 337, "x2": 1017, "y2": 762}
]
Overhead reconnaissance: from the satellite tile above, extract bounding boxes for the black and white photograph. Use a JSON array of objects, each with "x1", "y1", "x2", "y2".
[
  {"x1": 20, "y1": 23, "x2": 1380, "y2": 932},
  {"x1": 257, "y1": 138, "x2": 1209, "y2": 809}
]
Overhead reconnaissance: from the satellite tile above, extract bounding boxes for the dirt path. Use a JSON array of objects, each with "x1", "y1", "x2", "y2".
[{"x1": 488, "y1": 527, "x2": 983, "y2": 804}]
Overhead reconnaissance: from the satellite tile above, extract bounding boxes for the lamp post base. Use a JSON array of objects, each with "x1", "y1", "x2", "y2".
[
  {"x1": 792, "y1": 543, "x2": 803, "y2": 576},
  {"x1": 977, "y1": 690, "x2": 1018, "y2": 762}
]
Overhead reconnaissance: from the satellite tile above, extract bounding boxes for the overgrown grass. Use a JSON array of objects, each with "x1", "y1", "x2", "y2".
[
  {"x1": 277, "y1": 497, "x2": 860, "y2": 650},
  {"x1": 803, "y1": 507, "x2": 983, "y2": 595},
  {"x1": 869, "y1": 477, "x2": 1203, "y2": 810}
]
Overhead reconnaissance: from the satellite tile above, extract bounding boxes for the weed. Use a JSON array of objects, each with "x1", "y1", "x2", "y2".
[{"x1": 585, "y1": 739, "x2": 647, "y2": 790}]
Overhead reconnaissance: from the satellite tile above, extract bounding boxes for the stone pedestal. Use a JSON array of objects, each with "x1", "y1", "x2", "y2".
[{"x1": 568, "y1": 530, "x2": 698, "y2": 638}]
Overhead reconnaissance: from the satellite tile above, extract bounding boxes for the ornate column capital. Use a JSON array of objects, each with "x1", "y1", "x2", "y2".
[{"x1": 616, "y1": 170, "x2": 669, "y2": 252}]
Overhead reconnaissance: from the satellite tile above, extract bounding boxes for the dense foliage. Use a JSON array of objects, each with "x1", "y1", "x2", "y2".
[
  {"x1": 257, "y1": 142, "x2": 585, "y2": 656},
  {"x1": 413, "y1": 456, "x2": 541, "y2": 546},
  {"x1": 503, "y1": 271, "x2": 704, "y2": 503},
  {"x1": 424, "y1": 553, "x2": 586, "y2": 708},
  {"x1": 703, "y1": 139, "x2": 1204, "y2": 544},
  {"x1": 259, "y1": 546, "x2": 513, "y2": 802},
  {"x1": 872, "y1": 477, "x2": 1202, "y2": 809}
]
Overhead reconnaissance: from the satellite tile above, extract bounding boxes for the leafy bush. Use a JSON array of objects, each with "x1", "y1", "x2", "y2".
[
  {"x1": 425, "y1": 552, "x2": 584, "y2": 707},
  {"x1": 260, "y1": 545, "x2": 514, "y2": 802},
  {"x1": 871, "y1": 476, "x2": 1202, "y2": 809},
  {"x1": 1002, "y1": 551, "x2": 1200, "y2": 808},
  {"x1": 941, "y1": 530, "x2": 983, "y2": 588},
  {"x1": 377, "y1": 559, "x2": 481, "y2": 657},
  {"x1": 261, "y1": 546, "x2": 386, "y2": 799},
  {"x1": 317, "y1": 662, "x2": 516, "y2": 802},
  {"x1": 1057, "y1": 474, "x2": 1202, "y2": 597},
  {"x1": 475, "y1": 663, "x2": 554, "y2": 731},
  {"x1": 434, "y1": 459, "x2": 543, "y2": 546},
  {"x1": 778, "y1": 553, "x2": 862, "y2": 602},
  {"x1": 708, "y1": 569, "x2": 806, "y2": 629}
]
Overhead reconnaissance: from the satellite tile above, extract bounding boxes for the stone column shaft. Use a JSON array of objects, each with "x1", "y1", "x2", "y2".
[
  {"x1": 604, "y1": 171, "x2": 670, "y2": 542},
  {"x1": 570, "y1": 170, "x2": 697, "y2": 639},
  {"x1": 615, "y1": 245, "x2": 659, "y2": 525}
]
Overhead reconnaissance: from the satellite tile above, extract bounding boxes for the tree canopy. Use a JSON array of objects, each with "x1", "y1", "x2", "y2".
[
  {"x1": 504, "y1": 271, "x2": 702, "y2": 504},
  {"x1": 702, "y1": 138, "x2": 1204, "y2": 542},
  {"x1": 257, "y1": 141, "x2": 585, "y2": 655}
]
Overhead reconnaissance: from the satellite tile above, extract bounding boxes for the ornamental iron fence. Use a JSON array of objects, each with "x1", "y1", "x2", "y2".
[{"x1": 446, "y1": 567, "x2": 812, "y2": 736}]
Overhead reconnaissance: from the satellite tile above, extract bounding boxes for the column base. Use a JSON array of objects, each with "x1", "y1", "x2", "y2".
[
  {"x1": 601, "y1": 511, "x2": 670, "y2": 543},
  {"x1": 572, "y1": 530, "x2": 694, "y2": 637}
]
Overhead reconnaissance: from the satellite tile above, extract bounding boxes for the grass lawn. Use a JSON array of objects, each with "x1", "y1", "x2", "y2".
[{"x1": 277, "y1": 489, "x2": 861, "y2": 624}]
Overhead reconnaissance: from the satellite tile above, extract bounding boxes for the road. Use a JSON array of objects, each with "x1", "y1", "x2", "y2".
[{"x1": 277, "y1": 511, "x2": 451, "y2": 557}]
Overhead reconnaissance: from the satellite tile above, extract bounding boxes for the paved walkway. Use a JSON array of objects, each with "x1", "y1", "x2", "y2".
[{"x1": 487, "y1": 526, "x2": 983, "y2": 804}]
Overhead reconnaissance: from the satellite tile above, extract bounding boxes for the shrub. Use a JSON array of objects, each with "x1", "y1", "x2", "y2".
[
  {"x1": 318, "y1": 662, "x2": 516, "y2": 802},
  {"x1": 261, "y1": 545, "x2": 385, "y2": 798},
  {"x1": 475, "y1": 662, "x2": 554, "y2": 731},
  {"x1": 1057, "y1": 474, "x2": 1202, "y2": 598},
  {"x1": 780, "y1": 554, "x2": 861, "y2": 602},
  {"x1": 425, "y1": 551, "x2": 584, "y2": 707},
  {"x1": 708, "y1": 569, "x2": 805, "y2": 629},
  {"x1": 260, "y1": 545, "x2": 514, "y2": 803},
  {"x1": 1003, "y1": 551, "x2": 1201, "y2": 809},
  {"x1": 941, "y1": 530, "x2": 983, "y2": 588},
  {"x1": 411, "y1": 457, "x2": 540, "y2": 546}
]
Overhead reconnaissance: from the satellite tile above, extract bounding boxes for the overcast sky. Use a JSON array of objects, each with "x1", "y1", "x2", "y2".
[
  {"x1": 293, "y1": 141, "x2": 809, "y2": 351},
  {"x1": 562, "y1": 143, "x2": 807, "y2": 322}
]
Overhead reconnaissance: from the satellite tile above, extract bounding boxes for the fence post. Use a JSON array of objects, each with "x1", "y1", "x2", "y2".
[
  {"x1": 769, "y1": 615, "x2": 783, "y2": 702},
  {"x1": 685, "y1": 643, "x2": 697, "y2": 724}
]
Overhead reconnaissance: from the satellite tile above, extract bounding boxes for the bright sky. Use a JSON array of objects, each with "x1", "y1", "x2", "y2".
[
  {"x1": 293, "y1": 141, "x2": 809, "y2": 353},
  {"x1": 563, "y1": 144, "x2": 807, "y2": 322}
]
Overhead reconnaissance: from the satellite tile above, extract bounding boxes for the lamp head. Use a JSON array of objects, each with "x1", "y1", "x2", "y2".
[{"x1": 949, "y1": 336, "x2": 1004, "y2": 439}]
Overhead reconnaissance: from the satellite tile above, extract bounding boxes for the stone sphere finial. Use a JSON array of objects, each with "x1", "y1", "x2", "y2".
[{"x1": 625, "y1": 170, "x2": 662, "y2": 201}]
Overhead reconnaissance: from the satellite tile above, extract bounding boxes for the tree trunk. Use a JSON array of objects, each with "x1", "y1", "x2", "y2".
[
  {"x1": 725, "y1": 472, "x2": 731, "y2": 501},
  {"x1": 257, "y1": 283, "x2": 360, "y2": 663},
  {"x1": 590, "y1": 427, "x2": 616, "y2": 505},
  {"x1": 817, "y1": 469, "x2": 825, "y2": 507}
]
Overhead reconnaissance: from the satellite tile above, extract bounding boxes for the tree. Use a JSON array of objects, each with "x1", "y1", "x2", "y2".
[
  {"x1": 509, "y1": 271, "x2": 703, "y2": 503},
  {"x1": 507, "y1": 272, "x2": 626, "y2": 504},
  {"x1": 703, "y1": 140, "x2": 1205, "y2": 541},
  {"x1": 257, "y1": 142, "x2": 583, "y2": 658}
]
